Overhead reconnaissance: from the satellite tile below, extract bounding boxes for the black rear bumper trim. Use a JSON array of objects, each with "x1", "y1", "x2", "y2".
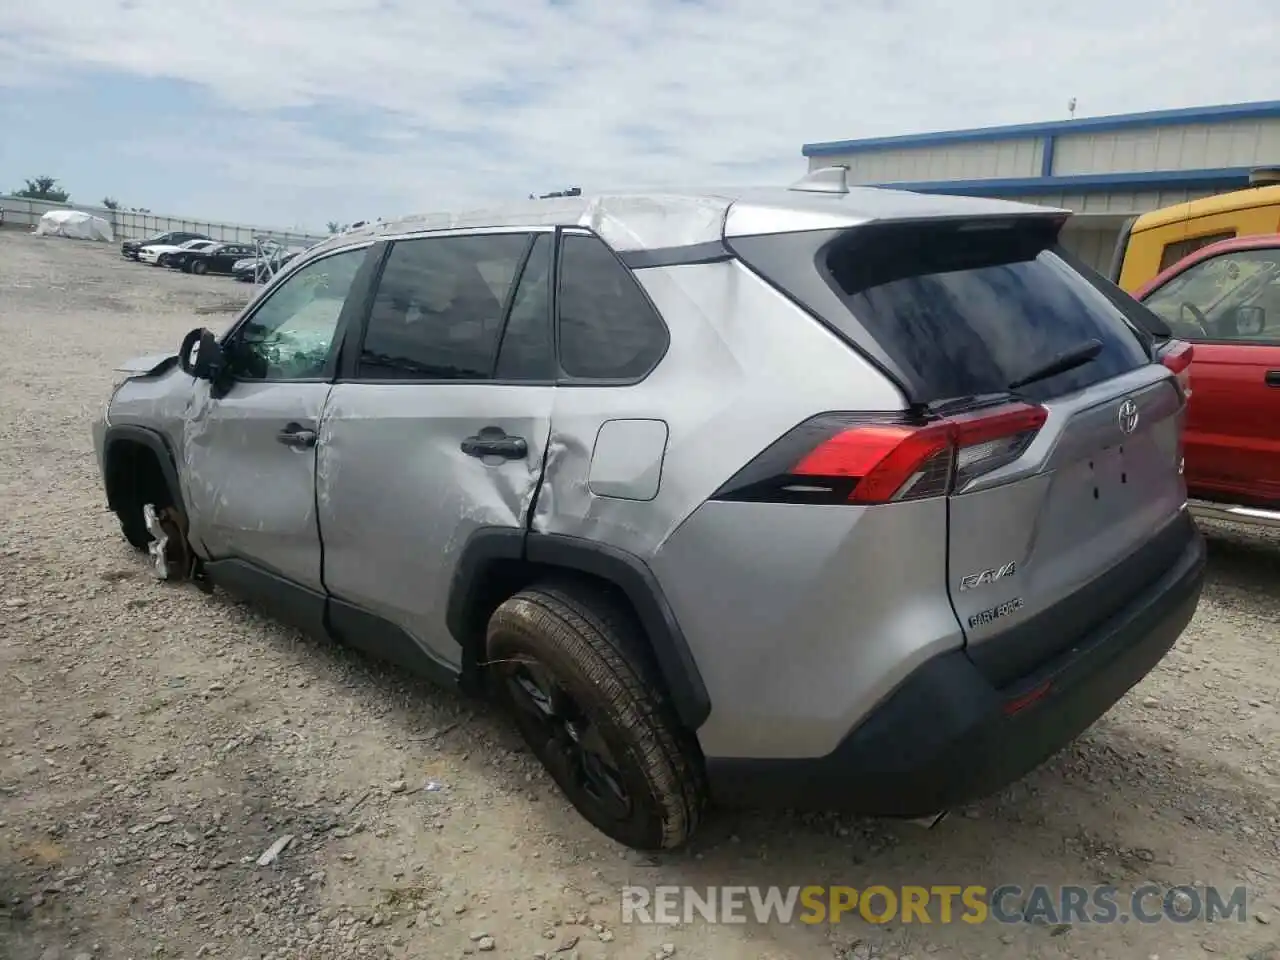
[{"x1": 704, "y1": 515, "x2": 1206, "y2": 816}]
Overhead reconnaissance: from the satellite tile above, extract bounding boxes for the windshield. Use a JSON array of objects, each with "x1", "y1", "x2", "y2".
[{"x1": 1143, "y1": 247, "x2": 1280, "y2": 342}]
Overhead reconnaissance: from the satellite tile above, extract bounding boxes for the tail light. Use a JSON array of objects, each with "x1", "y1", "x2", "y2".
[
  {"x1": 711, "y1": 402, "x2": 1048, "y2": 506},
  {"x1": 1159, "y1": 340, "x2": 1194, "y2": 399}
]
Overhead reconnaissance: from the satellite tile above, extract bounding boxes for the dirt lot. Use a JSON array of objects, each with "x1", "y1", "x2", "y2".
[{"x1": 0, "y1": 228, "x2": 1278, "y2": 960}]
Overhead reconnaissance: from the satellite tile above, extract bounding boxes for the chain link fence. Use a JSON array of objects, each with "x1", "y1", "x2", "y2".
[{"x1": 0, "y1": 195, "x2": 326, "y2": 249}]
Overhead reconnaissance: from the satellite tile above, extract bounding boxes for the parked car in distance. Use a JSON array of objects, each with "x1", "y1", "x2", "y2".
[
  {"x1": 167, "y1": 242, "x2": 257, "y2": 275},
  {"x1": 122, "y1": 230, "x2": 211, "y2": 261},
  {"x1": 92, "y1": 171, "x2": 1205, "y2": 850},
  {"x1": 232, "y1": 249, "x2": 300, "y2": 282},
  {"x1": 1134, "y1": 234, "x2": 1280, "y2": 528},
  {"x1": 139, "y1": 238, "x2": 218, "y2": 267}
]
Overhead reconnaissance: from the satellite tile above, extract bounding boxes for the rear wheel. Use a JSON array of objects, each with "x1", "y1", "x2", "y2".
[
  {"x1": 189, "y1": 259, "x2": 208, "y2": 275},
  {"x1": 487, "y1": 582, "x2": 706, "y2": 850}
]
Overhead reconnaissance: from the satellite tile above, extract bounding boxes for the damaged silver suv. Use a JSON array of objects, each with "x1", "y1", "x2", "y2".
[{"x1": 93, "y1": 170, "x2": 1206, "y2": 850}]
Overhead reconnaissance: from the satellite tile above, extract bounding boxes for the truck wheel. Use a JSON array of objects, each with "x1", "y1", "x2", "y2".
[{"x1": 487, "y1": 582, "x2": 707, "y2": 850}]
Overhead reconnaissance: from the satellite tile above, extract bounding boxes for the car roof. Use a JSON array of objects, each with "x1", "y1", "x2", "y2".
[
  {"x1": 301, "y1": 184, "x2": 1061, "y2": 259},
  {"x1": 1134, "y1": 232, "x2": 1280, "y2": 299}
]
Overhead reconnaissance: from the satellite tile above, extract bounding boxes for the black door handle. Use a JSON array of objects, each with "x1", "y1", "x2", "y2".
[
  {"x1": 277, "y1": 422, "x2": 317, "y2": 449},
  {"x1": 461, "y1": 427, "x2": 527, "y2": 460},
  {"x1": 1266, "y1": 370, "x2": 1280, "y2": 387}
]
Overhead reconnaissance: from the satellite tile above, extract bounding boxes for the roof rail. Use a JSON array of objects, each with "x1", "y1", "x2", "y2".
[{"x1": 789, "y1": 165, "x2": 850, "y2": 195}]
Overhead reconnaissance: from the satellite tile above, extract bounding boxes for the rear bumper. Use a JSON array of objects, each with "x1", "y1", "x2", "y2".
[{"x1": 704, "y1": 514, "x2": 1206, "y2": 816}]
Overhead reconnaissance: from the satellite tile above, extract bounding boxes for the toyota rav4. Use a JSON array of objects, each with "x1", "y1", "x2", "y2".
[{"x1": 92, "y1": 169, "x2": 1206, "y2": 850}]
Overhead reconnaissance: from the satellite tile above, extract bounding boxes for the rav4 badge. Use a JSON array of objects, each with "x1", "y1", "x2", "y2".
[{"x1": 959, "y1": 561, "x2": 1017, "y2": 592}]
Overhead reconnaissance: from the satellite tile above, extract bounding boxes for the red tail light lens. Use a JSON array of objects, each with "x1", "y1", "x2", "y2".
[
  {"x1": 712, "y1": 403, "x2": 1048, "y2": 506},
  {"x1": 1159, "y1": 340, "x2": 1194, "y2": 398}
]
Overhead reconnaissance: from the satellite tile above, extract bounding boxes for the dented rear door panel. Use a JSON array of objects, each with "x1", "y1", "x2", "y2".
[{"x1": 316, "y1": 383, "x2": 553, "y2": 667}]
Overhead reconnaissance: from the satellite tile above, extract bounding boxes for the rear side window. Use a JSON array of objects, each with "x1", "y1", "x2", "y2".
[
  {"x1": 357, "y1": 233, "x2": 528, "y2": 380},
  {"x1": 495, "y1": 233, "x2": 554, "y2": 380},
  {"x1": 735, "y1": 219, "x2": 1149, "y2": 404},
  {"x1": 557, "y1": 233, "x2": 668, "y2": 380}
]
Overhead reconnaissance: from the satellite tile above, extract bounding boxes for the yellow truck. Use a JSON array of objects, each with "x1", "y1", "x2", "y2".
[{"x1": 1110, "y1": 172, "x2": 1280, "y2": 292}]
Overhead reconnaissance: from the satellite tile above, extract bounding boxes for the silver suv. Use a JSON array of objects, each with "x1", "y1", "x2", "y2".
[{"x1": 93, "y1": 169, "x2": 1207, "y2": 851}]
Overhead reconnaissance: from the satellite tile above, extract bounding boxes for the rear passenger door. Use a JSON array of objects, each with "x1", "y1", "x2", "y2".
[
  {"x1": 317, "y1": 229, "x2": 556, "y2": 670},
  {"x1": 530, "y1": 228, "x2": 674, "y2": 553}
]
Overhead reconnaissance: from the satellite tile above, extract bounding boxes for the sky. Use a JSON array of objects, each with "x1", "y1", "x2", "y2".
[{"x1": 1, "y1": 0, "x2": 1277, "y2": 233}]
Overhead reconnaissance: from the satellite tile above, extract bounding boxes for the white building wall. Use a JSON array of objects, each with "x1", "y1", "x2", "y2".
[
  {"x1": 810, "y1": 138, "x2": 1043, "y2": 183},
  {"x1": 1002, "y1": 188, "x2": 1218, "y2": 214},
  {"x1": 1052, "y1": 118, "x2": 1280, "y2": 176}
]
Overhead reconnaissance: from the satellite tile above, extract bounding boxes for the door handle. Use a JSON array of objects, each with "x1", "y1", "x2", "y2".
[
  {"x1": 276, "y1": 422, "x2": 318, "y2": 449},
  {"x1": 1266, "y1": 370, "x2": 1280, "y2": 387},
  {"x1": 461, "y1": 427, "x2": 527, "y2": 460}
]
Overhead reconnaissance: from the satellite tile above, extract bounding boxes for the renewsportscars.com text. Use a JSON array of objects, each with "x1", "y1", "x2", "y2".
[{"x1": 621, "y1": 884, "x2": 1249, "y2": 926}]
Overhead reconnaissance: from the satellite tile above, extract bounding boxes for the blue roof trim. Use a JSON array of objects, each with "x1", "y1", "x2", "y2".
[
  {"x1": 870, "y1": 167, "x2": 1256, "y2": 198},
  {"x1": 803, "y1": 100, "x2": 1280, "y2": 156}
]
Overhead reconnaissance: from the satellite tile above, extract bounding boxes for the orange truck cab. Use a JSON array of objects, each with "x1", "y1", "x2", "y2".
[{"x1": 1110, "y1": 174, "x2": 1280, "y2": 293}]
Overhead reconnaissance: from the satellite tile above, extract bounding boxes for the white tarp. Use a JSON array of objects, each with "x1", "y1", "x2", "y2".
[{"x1": 32, "y1": 209, "x2": 114, "y2": 242}]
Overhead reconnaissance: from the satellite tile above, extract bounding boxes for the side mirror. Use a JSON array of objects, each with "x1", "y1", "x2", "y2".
[
  {"x1": 179, "y1": 327, "x2": 225, "y2": 381},
  {"x1": 1235, "y1": 304, "x2": 1266, "y2": 337}
]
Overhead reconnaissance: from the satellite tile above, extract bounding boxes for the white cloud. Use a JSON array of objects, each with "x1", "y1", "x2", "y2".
[{"x1": 2, "y1": 0, "x2": 1277, "y2": 224}]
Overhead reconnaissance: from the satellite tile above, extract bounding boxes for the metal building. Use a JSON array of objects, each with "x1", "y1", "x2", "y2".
[{"x1": 801, "y1": 100, "x2": 1280, "y2": 271}]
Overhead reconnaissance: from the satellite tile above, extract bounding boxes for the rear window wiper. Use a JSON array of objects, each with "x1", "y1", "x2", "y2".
[{"x1": 1007, "y1": 338, "x2": 1103, "y2": 391}]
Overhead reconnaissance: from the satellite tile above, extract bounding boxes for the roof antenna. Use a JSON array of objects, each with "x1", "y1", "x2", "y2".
[{"x1": 789, "y1": 165, "x2": 850, "y2": 195}]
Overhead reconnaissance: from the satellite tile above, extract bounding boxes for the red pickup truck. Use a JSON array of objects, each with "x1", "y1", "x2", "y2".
[{"x1": 1134, "y1": 234, "x2": 1280, "y2": 528}]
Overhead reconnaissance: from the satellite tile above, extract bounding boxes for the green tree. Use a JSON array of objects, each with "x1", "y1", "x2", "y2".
[
  {"x1": 14, "y1": 176, "x2": 70, "y2": 202},
  {"x1": 326, "y1": 221, "x2": 341, "y2": 234},
  {"x1": 102, "y1": 197, "x2": 120, "y2": 210}
]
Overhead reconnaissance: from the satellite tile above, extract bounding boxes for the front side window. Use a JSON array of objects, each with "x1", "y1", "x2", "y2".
[
  {"x1": 225, "y1": 247, "x2": 367, "y2": 380},
  {"x1": 1143, "y1": 247, "x2": 1280, "y2": 344},
  {"x1": 356, "y1": 233, "x2": 530, "y2": 380}
]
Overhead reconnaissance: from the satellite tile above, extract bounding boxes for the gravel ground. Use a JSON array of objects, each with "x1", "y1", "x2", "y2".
[{"x1": 1, "y1": 228, "x2": 1278, "y2": 960}]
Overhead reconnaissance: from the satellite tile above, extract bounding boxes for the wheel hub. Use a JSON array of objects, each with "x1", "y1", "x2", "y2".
[{"x1": 505, "y1": 660, "x2": 632, "y2": 821}]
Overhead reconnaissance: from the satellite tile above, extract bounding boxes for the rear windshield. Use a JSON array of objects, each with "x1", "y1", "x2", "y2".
[{"x1": 733, "y1": 218, "x2": 1150, "y2": 404}]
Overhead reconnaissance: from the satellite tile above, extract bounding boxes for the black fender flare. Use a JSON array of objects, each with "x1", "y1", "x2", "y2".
[
  {"x1": 446, "y1": 529, "x2": 711, "y2": 731},
  {"x1": 103, "y1": 424, "x2": 186, "y2": 516}
]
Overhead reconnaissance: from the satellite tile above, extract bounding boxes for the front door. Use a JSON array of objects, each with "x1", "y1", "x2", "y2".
[
  {"x1": 182, "y1": 244, "x2": 373, "y2": 589},
  {"x1": 1141, "y1": 244, "x2": 1280, "y2": 504},
  {"x1": 317, "y1": 229, "x2": 555, "y2": 669}
]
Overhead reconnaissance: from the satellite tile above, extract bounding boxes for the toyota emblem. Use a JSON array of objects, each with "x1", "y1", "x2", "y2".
[{"x1": 1118, "y1": 398, "x2": 1139, "y2": 435}]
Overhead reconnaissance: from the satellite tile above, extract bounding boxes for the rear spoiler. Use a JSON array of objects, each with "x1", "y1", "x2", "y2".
[{"x1": 1107, "y1": 216, "x2": 1138, "y2": 285}]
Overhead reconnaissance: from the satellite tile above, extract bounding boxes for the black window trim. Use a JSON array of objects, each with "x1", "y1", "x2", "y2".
[
  {"x1": 218, "y1": 240, "x2": 379, "y2": 386},
  {"x1": 337, "y1": 227, "x2": 559, "y2": 387},
  {"x1": 554, "y1": 226, "x2": 672, "y2": 387}
]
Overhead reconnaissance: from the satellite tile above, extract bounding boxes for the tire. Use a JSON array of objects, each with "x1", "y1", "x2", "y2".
[
  {"x1": 116, "y1": 497, "x2": 151, "y2": 552},
  {"x1": 487, "y1": 582, "x2": 707, "y2": 850},
  {"x1": 189, "y1": 260, "x2": 208, "y2": 275}
]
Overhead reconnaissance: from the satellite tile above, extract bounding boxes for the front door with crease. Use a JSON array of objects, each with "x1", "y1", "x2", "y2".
[{"x1": 181, "y1": 245, "x2": 371, "y2": 590}]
